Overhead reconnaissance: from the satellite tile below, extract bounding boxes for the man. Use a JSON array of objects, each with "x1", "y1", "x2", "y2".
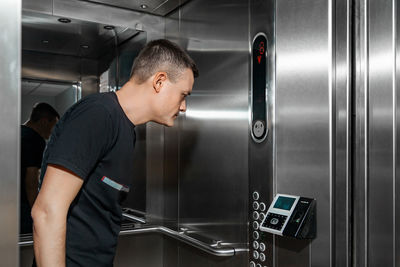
[
  {"x1": 32, "y1": 39, "x2": 198, "y2": 267},
  {"x1": 20, "y1": 103, "x2": 59, "y2": 234}
]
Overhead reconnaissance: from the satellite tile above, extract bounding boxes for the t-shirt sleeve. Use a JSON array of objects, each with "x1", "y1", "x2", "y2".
[{"x1": 46, "y1": 104, "x2": 114, "y2": 180}]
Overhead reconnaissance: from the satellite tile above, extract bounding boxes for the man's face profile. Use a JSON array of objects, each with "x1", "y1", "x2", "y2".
[{"x1": 153, "y1": 68, "x2": 194, "y2": 127}]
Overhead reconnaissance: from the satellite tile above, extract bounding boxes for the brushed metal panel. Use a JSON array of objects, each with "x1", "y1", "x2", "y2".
[
  {"x1": 146, "y1": 122, "x2": 165, "y2": 224},
  {"x1": 22, "y1": 51, "x2": 98, "y2": 82},
  {"x1": 163, "y1": 0, "x2": 249, "y2": 266},
  {"x1": 396, "y1": 0, "x2": 400, "y2": 264},
  {"x1": 368, "y1": 0, "x2": 395, "y2": 266},
  {"x1": 334, "y1": 0, "x2": 352, "y2": 266},
  {"x1": 177, "y1": 243, "x2": 248, "y2": 267},
  {"x1": 248, "y1": 0, "x2": 275, "y2": 266},
  {"x1": 353, "y1": 0, "x2": 368, "y2": 266},
  {"x1": 114, "y1": 235, "x2": 164, "y2": 267},
  {"x1": 0, "y1": 0, "x2": 21, "y2": 266},
  {"x1": 178, "y1": 0, "x2": 249, "y2": 240},
  {"x1": 275, "y1": 0, "x2": 333, "y2": 266}
]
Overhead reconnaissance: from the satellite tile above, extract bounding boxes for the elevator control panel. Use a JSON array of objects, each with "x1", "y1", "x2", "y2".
[
  {"x1": 259, "y1": 194, "x2": 316, "y2": 239},
  {"x1": 251, "y1": 33, "x2": 268, "y2": 143}
]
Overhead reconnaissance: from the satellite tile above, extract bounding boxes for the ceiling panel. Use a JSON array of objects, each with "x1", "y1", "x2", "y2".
[
  {"x1": 82, "y1": 0, "x2": 190, "y2": 16},
  {"x1": 22, "y1": 12, "x2": 140, "y2": 59}
]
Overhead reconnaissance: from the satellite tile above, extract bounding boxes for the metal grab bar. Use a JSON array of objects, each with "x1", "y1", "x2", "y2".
[
  {"x1": 19, "y1": 226, "x2": 249, "y2": 257},
  {"x1": 122, "y1": 212, "x2": 146, "y2": 224},
  {"x1": 120, "y1": 226, "x2": 248, "y2": 257}
]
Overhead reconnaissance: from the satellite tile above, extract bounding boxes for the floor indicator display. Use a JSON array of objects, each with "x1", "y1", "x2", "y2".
[
  {"x1": 259, "y1": 193, "x2": 316, "y2": 239},
  {"x1": 251, "y1": 33, "x2": 268, "y2": 143}
]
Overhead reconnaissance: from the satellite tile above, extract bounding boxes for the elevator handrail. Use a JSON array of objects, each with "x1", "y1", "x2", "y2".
[
  {"x1": 19, "y1": 225, "x2": 248, "y2": 257},
  {"x1": 119, "y1": 226, "x2": 248, "y2": 257}
]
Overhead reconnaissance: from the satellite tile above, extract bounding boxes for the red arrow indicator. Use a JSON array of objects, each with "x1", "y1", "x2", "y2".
[{"x1": 257, "y1": 55, "x2": 262, "y2": 64}]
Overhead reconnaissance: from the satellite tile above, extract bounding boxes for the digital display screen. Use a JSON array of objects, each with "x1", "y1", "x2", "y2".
[{"x1": 273, "y1": 196, "x2": 296, "y2": 211}]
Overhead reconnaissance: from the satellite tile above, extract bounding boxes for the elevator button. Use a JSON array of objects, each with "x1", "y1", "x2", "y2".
[
  {"x1": 259, "y1": 253, "x2": 266, "y2": 262},
  {"x1": 259, "y1": 202, "x2": 266, "y2": 211},
  {"x1": 253, "y1": 231, "x2": 260, "y2": 240},
  {"x1": 252, "y1": 211, "x2": 260, "y2": 220},
  {"x1": 253, "y1": 221, "x2": 260, "y2": 230},
  {"x1": 256, "y1": 264, "x2": 262, "y2": 267},
  {"x1": 270, "y1": 218, "x2": 279, "y2": 225},
  {"x1": 253, "y1": 250, "x2": 259, "y2": 260},
  {"x1": 253, "y1": 191, "x2": 260, "y2": 200},
  {"x1": 259, "y1": 212, "x2": 266, "y2": 221},
  {"x1": 259, "y1": 242, "x2": 266, "y2": 252},
  {"x1": 252, "y1": 241, "x2": 259, "y2": 250},
  {"x1": 253, "y1": 201, "x2": 260, "y2": 210},
  {"x1": 250, "y1": 261, "x2": 256, "y2": 267},
  {"x1": 253, "y1": 120, "x2": 265, "y2": 138}
]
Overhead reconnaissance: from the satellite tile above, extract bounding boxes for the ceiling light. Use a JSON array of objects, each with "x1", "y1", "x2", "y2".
[
  {"x1": 80, "y1": 45, "x2": 89, "y2": 49},
  {"x1": 58, "y1": 18, "x2": 71, "y2": 23},
  {"x1": 41, "y1": 40, "x2": 49, "y2": 44},
  {"x1": 140, "y1": 4, "x2": 148, "y2": 9},
  {"x1": 104, "y1": 25, "x2": 115, "y2": 30}
]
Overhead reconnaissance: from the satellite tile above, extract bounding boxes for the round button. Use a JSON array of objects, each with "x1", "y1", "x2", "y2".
[
  {"x1": 253, "y1": 120, "x2": 265, "y2": 138},
  {"x1": 256, "y1": 264, "x2": 262, "y2": 267},
  {"x1": 253, "y1": 221, "x2": 259, "y2": 230},
  {"x1": 253, "y1": 250, "x2": 259, "y2": 260},
  {"x1": 259, "y1": 242, "x2": 266, "y2": 252},
  {"x1": 259, "y1": 202, "x2": 266, "y2": 211},
  {"x1": 259, "y1": 212, "x2": 266, "y2": 221},
  {"x1": 253, "y1": 191, "x2": 260, "y2": 200},
  {"x1": 253, "y1": 231, "x2": 259, "y2": 240},
  {"x1": 252, "y1": 211, "x2": 260, "y2": 220},
  {"x1": 253, "y1": 201, "x2": 260, "y2": 210},
  {"x1": 252, "y1": 241, "x2": 259, "y2": 250},
  {"x1": 259, "y1": 253, "x2": 266, "y2": 262},
  {"x1": 249, "y1": 261, "x2": 256, "y2": 267}
]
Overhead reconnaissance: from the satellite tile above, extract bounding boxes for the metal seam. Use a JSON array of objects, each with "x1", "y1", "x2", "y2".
[
  {"x1": 363, "y1": 0, "x2": 369, "y2": 265},
  {"x1": 328, "y1": 0, "x2": 335, "y2": 266},
  {"x1": 346, "y1": 0, "x2": 351, "y2": 266},
  {"x1": 392, "y1": 0, "x2": 397, "y2": 265}
]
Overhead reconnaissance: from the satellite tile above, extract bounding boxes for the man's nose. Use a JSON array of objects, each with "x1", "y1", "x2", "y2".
[{"x1": 180, "y1": 99, "x2": 187, "y2": 112}]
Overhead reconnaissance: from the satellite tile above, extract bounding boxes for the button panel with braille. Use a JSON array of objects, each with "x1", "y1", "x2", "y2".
[
  {"x1": 250, "y1": 191, "x2": 269, "y2": 267},
  {"x1": 253, "y1": 241, "x2": 259, "y2": 250}
]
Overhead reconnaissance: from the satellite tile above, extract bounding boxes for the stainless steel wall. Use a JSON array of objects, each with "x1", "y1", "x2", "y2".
[
  {"x1": 0, "y1": 1, "x2": 21, "y2": 266},
  {"x1": 354, "y1": 0, "x2": 400, "y2": 266},
  {"x1": 163, "y1": 0, "x2": 250, "y2": 266},
  {"x1": 274, "y1": 0, "x2": 351, "y2": 266}
]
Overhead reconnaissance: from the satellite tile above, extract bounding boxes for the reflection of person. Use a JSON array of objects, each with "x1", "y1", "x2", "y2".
[
  {"x1": 32, "y1": 39, "x2": 198, "y2": 267},
  {"x1": 20, "y1": 103, "x2": 59, "y2": 234}
]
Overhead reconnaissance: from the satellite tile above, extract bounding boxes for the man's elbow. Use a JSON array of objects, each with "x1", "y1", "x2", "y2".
[{"x1": 31, "y1": 202, "x2": 48, "y2": 230}]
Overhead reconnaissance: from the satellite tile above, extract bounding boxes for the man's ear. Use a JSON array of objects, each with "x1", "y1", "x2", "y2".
[{"x1": 153, "y1": 72, "x2": 168, "y2": 93}]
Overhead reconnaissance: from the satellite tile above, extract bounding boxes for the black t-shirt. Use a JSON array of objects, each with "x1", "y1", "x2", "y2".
[
  {"x1": 20, "y1": 125, "x2": 45, "y2": 233},
  {"x1": 39, "y1": 92, "x2": 136, "y2": 267}
]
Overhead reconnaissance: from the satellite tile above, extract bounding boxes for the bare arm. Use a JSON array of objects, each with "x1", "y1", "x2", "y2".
[
  {"x1": 25, "y1": 167, "x2": 39, "y2": 207},
  {"x1": 32, "y1": 165, "x2": 83, "y2": 267}
]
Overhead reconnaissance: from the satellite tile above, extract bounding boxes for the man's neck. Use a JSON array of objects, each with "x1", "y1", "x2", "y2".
[{"x1": 115, "y1": 80, "x2": 152, "y2": 125}]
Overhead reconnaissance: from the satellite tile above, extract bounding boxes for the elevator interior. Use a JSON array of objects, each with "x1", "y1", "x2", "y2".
[{"x1": 1, "y1": 0, "x2": 400, "y2": 266}]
